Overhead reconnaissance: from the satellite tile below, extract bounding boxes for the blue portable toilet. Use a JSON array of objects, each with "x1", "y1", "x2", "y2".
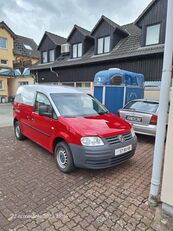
[{"x1": 94, "y1": 68, "x2": 144, "y2": 114}]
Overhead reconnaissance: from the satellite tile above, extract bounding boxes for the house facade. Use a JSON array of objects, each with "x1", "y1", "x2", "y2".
[
  {"x1": 31, "y1": 0, "x2": 167, "y2": 92},
  {"x1": 0, "y1": 21, "x2": 40, "y2": 103}
]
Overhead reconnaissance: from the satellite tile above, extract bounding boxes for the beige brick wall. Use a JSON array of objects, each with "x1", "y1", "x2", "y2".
[
  {"x1": 144, "y1": 88, "x2": 160, "y2": 100},
  {"x1": 0, "y1": 28, "x2": 14, "y2": 68},
  {"x1": 8, "y1": 77, "x2": 34, "y2": 96},
  {"x1": 0, "y1": 77, "x2": 8, "y2": 96}
]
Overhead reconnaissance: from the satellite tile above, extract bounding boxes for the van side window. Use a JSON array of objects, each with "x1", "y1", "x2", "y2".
[
  {"x1": 15, "y1": 86, "x2": 35, "y2": 106},
  {"x1": 35, "y1": 92, "x2": 51, "y2": 113},
  {"x1": 35, "y1": 92, "x2": 57, "y2": 120}
]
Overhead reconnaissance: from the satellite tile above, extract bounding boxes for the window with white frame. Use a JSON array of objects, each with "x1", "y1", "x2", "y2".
[
  {"x1": 42, "y1": 51, "x2": 48, "y2": 63},
  {"x1": 72, "y1": 43, "x2": 82, "y2": 58},
  {"x1": 0, "y1": 37, "x2": 7, "y2": 49},
  {"x1": 76, "y1": 82, "x2": 90, "y2": 88},
  {"x1": 19, "y1": 81, "x2": 29, "y2": 86},
  {"x1": 62, "y1": 82, "x2": 75, "y2": 87},
  {"x1": 146, "y1": 24, "x2": 160, "y2": 46},
  {"x1": 49, "y1": 49, "x2": 55, "y2": 62},
  {"x1": 97, "y1": 36, "x2": 110, "y2": 54},
  {"x1": 0, "y1": 60, "x2": 8, "y2": 65},
  {"x1": 0, "y1": 80, "x2": 4, "y2": 90},
  {"x1": 97, "y1": 38, "x2": 104, "y2": 54}
]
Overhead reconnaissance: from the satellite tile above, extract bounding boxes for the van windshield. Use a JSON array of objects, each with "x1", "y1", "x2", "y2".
[{"x1": 50, "y1": 93, "x2": 109, "y2": 117}]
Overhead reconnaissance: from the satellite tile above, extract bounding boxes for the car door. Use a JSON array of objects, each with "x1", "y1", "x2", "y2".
[
  {"x1": 14, "y1": 86, "x2": 35, "y2": 138},
  {"x1": 30, "y1": 92, "x2": 57, "y2": 151}
]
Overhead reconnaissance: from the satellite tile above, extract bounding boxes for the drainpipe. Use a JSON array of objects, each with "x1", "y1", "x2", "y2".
[
  {"x1": 149, "y1": 0, "x2": 173, "y2": 205},
  {"x1": 50, "y1": 67, "x2": 60, "y2": 84}
]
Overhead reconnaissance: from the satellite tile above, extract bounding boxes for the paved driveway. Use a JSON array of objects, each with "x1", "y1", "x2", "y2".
[
  {"x1": 0, "y1": 103, "x2": 13, "y2": 127},
  {"x1": 0, "y1": 127, "x2": 172, "y2": 231}
]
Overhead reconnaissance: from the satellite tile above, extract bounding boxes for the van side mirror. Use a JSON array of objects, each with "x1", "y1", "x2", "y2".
[{"x1": 39, "y1": 105, "x2": 52, "y2": 118}]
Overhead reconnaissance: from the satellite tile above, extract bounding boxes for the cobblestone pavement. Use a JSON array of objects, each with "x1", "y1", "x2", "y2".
[
  {"x1": 0, "y1": 104, "x2": 13, "y2": 127},
  {"x1": 0, "y1": 127, "x2": 172, "y2": 231}
]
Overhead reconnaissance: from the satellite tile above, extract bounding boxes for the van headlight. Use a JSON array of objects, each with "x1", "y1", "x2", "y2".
[
  {"x1": 131, "y1": 128, "x2": 136, "y2": 137},
  {"x1": 81, "y1": 137, "x2": 104, "y2": 146}
]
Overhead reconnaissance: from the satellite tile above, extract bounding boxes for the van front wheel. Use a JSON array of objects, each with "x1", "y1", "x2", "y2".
[
  {"x1": 54, "y1": 142, "x2": 75, "y2": 173},
  {"x1": 14, "y1": 121, "x2": 26, "y2": 140}
]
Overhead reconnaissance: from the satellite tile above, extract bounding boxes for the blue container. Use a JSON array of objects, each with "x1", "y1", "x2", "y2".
[{"x1": 94, "y1": 68, "x2": 144, "y2": 113}]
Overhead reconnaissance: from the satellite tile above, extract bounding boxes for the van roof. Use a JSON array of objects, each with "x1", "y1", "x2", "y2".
[{"x1": 19, "y1": 84, "x2": 83, "y2": 94}]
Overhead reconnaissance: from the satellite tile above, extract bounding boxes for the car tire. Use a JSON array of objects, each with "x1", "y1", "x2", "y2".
[
  {"x1": 14, "y1": 121, "x2": 26, "y2": 140},
  {"x1": 54, "y1": 141, "x2": 75, "y2": 173}
]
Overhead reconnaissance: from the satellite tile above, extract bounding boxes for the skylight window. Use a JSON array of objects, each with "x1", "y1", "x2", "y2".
[{"x1": 24, "y1": 44, "x2": 32, "y2": 50}]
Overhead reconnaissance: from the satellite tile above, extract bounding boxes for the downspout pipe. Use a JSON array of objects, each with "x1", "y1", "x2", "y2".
[
  {"x1": 50, "y1": 67, "x2": 60, "y2": 84},
  {"x1": 149, "y1": 0, "x2": 173, "y2": 205}
]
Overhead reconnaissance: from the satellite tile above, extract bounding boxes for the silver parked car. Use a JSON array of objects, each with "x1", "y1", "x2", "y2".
[{"x1": 118, "y1": 99, "x2": 159, "y2": 136}]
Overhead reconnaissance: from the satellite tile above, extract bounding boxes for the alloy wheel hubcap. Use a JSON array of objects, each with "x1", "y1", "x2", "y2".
[
  {"x1": 57, "y1": 148, "x2": 68, "y2": 169},
  {"x1": 16, "y1": 125, "x2": 20, "y2": 138}
]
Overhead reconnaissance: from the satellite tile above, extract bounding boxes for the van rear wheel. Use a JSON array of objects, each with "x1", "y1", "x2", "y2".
[
  {"x1": 54, "y1": 142, "x2": 75, "y2": 173},
  {"x1": 14, "y1": 121, "x2": 26, "y2": 140}
]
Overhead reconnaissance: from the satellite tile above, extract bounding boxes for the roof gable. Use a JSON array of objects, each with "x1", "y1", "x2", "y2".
[
  {"x1": 90, "y1": 15, "x2": 128, "y2": 36},
  {"x1": 14, "y1": 35, "x2": 40, "y2": 59},
  {"x1": 0, "y1": 21, "x2": 39, "y2": 59},
  {"x1": 46, "y1": 31, "x2": 66, "y2": 45},
  {"x1": 135, "y1": 0, "x2": 157, "y2": 25},
  {"x1": 67, "y1": 24, "x2": 90, "y2": 42},
  {"x1": 0, "y1": 21, "x2": 16, "y2": 38},
  {"x1": 38, "y1": 31, "x2": 66, "y2": 50}
]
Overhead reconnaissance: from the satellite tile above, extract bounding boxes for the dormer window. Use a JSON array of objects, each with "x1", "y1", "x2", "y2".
[
  {"x1": 42, "y1": 51, "x2": 47, "y2": 63},
  {"x1": 145, "y1": 24, "x2": 160, "y2": 46},
  {"x1": 72, "y1": 43, "x2": 82, "y2": 58},
  {"x1": 49, "y1": 49, "x2": 55, "y2": 62},
  {"x1": 97, "y1": 36, "x2": 110, "y2": 54}
]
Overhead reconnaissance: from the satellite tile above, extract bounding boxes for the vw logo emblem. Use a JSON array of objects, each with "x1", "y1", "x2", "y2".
[{"x1": 118, "y1": 135, "x2": 124, "y2": 143}]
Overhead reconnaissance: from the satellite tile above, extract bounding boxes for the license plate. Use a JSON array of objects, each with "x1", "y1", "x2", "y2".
[
  {"x1": 115, "y1": 145, "x2": 132, "y2": 156},
  {"x1": 126, "y1": 115, "x2": 142, "y2": 122}
]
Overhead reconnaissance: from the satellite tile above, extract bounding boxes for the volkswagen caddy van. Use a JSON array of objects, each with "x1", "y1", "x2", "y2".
[{"x1": 13, "y1": 85, "x2": 137, "y2": 173}]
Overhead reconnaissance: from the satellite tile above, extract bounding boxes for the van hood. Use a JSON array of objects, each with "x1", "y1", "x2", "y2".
[{"x1": 61, "y1": 113, "x2": 131, "y2": 137}]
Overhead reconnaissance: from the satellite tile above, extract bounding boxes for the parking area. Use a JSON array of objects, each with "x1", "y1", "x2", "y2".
[
  {"x1": 0, "y1": 126, "x2": 172, "y2": 231},
  {"x1": 0, "y1": 103, "x2": 13, "y2": 127}
]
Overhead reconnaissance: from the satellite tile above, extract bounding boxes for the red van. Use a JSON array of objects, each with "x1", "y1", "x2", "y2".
[{"x1": 13, "y1": 85, "x2": 137, "y2": 173}]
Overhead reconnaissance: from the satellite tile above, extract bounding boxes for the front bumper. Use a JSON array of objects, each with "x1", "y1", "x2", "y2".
[{"x1": 69, "y1": 136, "x2": 137, "y2": 169}]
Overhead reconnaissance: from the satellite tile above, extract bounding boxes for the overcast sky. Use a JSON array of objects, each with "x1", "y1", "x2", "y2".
[{"x1": 0, "y1": 0, "x2": 152, "y2": 44}]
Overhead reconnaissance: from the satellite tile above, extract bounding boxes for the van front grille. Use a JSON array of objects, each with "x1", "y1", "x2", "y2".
[{"x1": 105, "y1": 132, "x2": 132, "y2": 145}]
